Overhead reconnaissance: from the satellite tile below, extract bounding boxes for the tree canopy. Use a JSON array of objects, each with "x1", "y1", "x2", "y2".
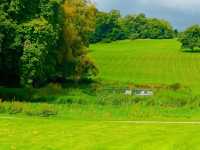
[
  {"x1": 0, "y1": 0, "x2": 98, "y2": 87},
  {"x1": 178, "y1": 25, "x2": 200, "y2": 51},
  {"x1": 90, "y1": 11, "x2": 175, "y2": 43}
]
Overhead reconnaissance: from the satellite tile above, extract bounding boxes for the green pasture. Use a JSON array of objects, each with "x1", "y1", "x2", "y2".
[
  {"x1": 1, "y1": 117, "x2": 200, "y2": 150},
  {"x1": 1, "y1": 39, "x2": 200, "y2": 150},
  {"x1": 90, "y1": 39, "x2": 200, "y2": 93}
]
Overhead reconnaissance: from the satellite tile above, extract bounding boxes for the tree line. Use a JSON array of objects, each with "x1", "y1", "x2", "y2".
[
  {"x1": 89, "y1": 9, "x2": 200, "y2": 51},
  {"x1": 89, "y1": 10, "x2": 176, "y2": 43}
]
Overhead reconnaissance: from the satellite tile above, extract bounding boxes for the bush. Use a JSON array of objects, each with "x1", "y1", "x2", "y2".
[
  {"x1": 101, "y1": 38, "x2": 112, "y2": 43},
  {"x1": 23, "y1": 103, "x2": 58, "y2": 117},
  {"x1": 38, "y1": 104, "x2": 58, "y2": 117},
  {"x1": 155, "y1": 90, "x2": 194, "y2": 107},
  {"x1": 55, "y1": 96, "x2": 90, "y2": 104},
  {"x1": 129, "y1": 33, "x2": 140, "y2": 40},
  {"x1": 96, "y1": 93, "x2": 147, "y2": 106},
  {"x1": 0, "y1": 100, "x2": 7, "y2": 113},
  {"x1": 168, "y1": 83, "x2": 182, "y2": 91},
  {"x1": 0, "y1": 88, "x2": 33, "y2": 101},
  {"x1": 178, "y1": 25, "x2": 200, "y2": 51},
  {"x1": 0, "y1": 101, "x2": 58, "y2": 117},
  {"x1": 9, "y1": 102, "x2": 24, "y2": 114}
]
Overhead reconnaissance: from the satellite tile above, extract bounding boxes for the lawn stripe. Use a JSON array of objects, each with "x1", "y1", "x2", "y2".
[
  {"x1": 1, "y1": 116, "x2": 200, "y2": 125},
  {"x1": 106, "y1": 121, "x2": 200, "y2": 125}
]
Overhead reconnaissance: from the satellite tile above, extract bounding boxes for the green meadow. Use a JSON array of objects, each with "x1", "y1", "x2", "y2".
[
  {"x1": 2, "y1": 0, "x2": 200, "y2": 148},
  {"x1": 1, "y1": 117, "x2": 200, "y2": 150},
  {"x1": 2, "y1": 39, "x2": 200, "y2": 149},
  {"x1": 90, "y1": 39, "x2": 200, "y2": 93}
]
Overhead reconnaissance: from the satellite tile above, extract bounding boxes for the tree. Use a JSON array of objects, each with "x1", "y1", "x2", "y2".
[
  {"x1": 0, "y1": 1, "x2": 20, "y2": 85},
  {"x1": 89, "y1": 10, "x2": 125, "y2": 43},
  {"x1": 0, "y1": 0, "x2": 98, "y2": 87},
  {"x1": 121, "y1": 13, "x2": 174, "y2": 39},
  {"x1": 144, "y1": 18, "x2": 174, "y2": 39},
  {"x1": 178, "y1": 25, "x2": 200, "y2": 51},
  {"x1": 59, "y1": 0, "x2": 98, "y2": 82},
  {"x1": 90, "y1": 10, "x2": 175, "y2": 43}
]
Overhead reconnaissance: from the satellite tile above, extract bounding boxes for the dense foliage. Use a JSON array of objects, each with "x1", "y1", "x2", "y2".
[
  {"x1": 89, "y1": 10, "x2": 126, "y2": 43},
  {"x1": 178, "y1": 25, "x2": 200, "y2": 51},
  {"x1": 0, "y1": 0, "x2": 98, "y2": 87},
  {"x1": 90, "y1": 11, "x2": 175, "y2": 43}
]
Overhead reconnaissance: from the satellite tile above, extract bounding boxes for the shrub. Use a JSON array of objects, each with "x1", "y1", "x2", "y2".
[
  {"x1": 101, "y1": 38, "x2": 112, "y2": 43},
  {"x1": 0, "y1": 101, "x2": 58, "y2": 117},
  {"x1": 23, "y1": 103, "x2": 58, "y2": 117},
  {"x1": 155, "y1": 90, "x2": 193, "y2": 107},
  {"x1": 0, "y1": 88, "x2": 33, "y2": 101},
  {"x1": 178, "y1": 25, "x2": 200, "y2": 51},
  {"x1": 129, "y1": 33, "x2": 140, "y2": 40},
  {"x1": 9, "y1": 102, "x2": 24, "y2": 114},
  {"x1": 90, "y1": 83, "x2": 103, "y2": 92},
  {"x1": 96, "y1": 93, "x2": 146, "y2": 106},
  {"x1": 0, "y1": 100, "x2": 7, "y2": 113},
  {"x1": 168, "y1": 83, "x2": 182, "y2": 91},
  {"x1": 39, "y1": 103, "x2": 58, "y2": 117}
]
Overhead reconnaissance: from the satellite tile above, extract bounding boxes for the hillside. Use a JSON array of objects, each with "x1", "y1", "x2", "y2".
[{"x1": 90, "y1": 39, "x2": 200, "y2": 92}]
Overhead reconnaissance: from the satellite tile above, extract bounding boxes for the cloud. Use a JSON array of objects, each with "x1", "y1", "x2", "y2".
[
  {"x1": 92, "y1": 0, "x2": 200, "y2": 29},
  {"x1": 139, "y1": 0, "x2": 200, "y2": 13}
]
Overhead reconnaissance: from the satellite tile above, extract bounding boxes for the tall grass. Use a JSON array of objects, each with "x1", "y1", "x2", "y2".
[{"x1": 0, "y1": 82, "x2": 199, "y2": 108}]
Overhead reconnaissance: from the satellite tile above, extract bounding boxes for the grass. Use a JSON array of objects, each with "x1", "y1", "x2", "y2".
[
  {"x1": 1, "y1": 117, "x2": 200, "y2": 150},
  {"x1": 2, "y1": 101, "x2": 200, "y2": 121},
  {"x1": 90, "y1": 39, "x2": 200, "y2": 93},
  {"x1": 2, "y1": 39, "x2": 200, "y2": 149}
]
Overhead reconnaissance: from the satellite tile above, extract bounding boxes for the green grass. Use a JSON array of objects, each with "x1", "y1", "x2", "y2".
[
  {"x1": 2, "y1": 39, "x2": 200, "y2": 149},
  {"x1": 90, "y1": 39, "x2": 200, "y2": 93},
  {"x1": 1, "y1": 117, "x2": 200, "y2": 150},
  {"x1": 3, "y1": 101, "x2": 200, "y2": 121}
]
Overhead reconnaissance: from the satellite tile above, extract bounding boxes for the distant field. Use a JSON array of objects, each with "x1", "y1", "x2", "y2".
[
  {"x1": 90, "y1": 39, "x2": 200, "y2": 92},
  {"x1": 1, "y1": 117, "x2": 200, "y2": 150}
]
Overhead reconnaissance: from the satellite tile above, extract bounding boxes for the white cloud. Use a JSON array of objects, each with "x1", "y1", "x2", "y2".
[{"x1": 139, "y1": 0, "x2": 200, "y2": 12}]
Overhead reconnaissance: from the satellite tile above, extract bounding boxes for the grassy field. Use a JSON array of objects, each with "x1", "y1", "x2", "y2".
[
  {"x1": 2, "y1": 39, "x2": 200, "y2": 149},
  {"x1": 90, "y1": 39, "x2": 200, "y2": 93},
  {"x1": 4, "y1": 101, "x2": 200, "y2": 121},
  {"x1": 1, "y1": 116, "x2": 200, "y2": 150}
]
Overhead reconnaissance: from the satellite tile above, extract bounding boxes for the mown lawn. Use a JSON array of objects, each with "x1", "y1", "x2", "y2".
[
  {"x1": 90, "y1": 39, "x2": 200, "y2": 93},
  {"x1": 0, "y1": 117, "x2": 200, "y2": 150}
]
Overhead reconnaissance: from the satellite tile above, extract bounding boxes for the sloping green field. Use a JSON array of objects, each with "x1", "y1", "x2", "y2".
[
  {"x1": 90, "y1": 39, "x2": 200, "y2": 92},
  {"x1": 1, "y1": 117, "x2": 200, "y2": 150}
]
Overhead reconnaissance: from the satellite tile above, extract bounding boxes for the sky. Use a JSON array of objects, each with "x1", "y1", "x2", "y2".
[{"x1": 92, "y1": 0, "x2": 200, "y2": 30}]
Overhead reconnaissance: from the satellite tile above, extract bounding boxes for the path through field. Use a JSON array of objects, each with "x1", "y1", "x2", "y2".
[{"x1": 3, "y1": 116, "x2": 200, "y2": 125}]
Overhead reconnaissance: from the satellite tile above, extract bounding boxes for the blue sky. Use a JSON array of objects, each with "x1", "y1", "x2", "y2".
[{"x1": 92, "y1": 0, "x2": 200, "y2": 30}]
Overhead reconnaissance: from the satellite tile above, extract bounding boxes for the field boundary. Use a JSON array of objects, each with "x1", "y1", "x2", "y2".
[
  {"x1": 0, "y1": 116, "x2": 22, "y2": 119},
  {"x1": 1, "y1": 116, "x2": 200, "y2": 125}
]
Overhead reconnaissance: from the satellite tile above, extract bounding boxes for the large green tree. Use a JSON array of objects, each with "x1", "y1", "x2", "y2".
[
  {"x1": 0, "y1": 0, "x2": 98, "y2": 87},
  {"x1": 179, "y1": 25, "x2": 200, "y2": 51},
  {"x1": 89, "y1": 10, "x2": 126, "y2": 43},
  {"x1": 59, "y1": 0, "x2": 98, "y2": 82}
]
